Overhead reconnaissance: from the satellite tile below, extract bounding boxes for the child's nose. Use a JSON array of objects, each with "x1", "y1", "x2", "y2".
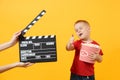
[{"x1": 78, "y1": 30, "x2": 81, "y2": 33}]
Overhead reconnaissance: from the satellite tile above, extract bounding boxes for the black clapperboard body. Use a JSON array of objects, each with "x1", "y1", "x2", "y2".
[{"x1": 19, "y1": 10, "x2": 57, "y2": 63}]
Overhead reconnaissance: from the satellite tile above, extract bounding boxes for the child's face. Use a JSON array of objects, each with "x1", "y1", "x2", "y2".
[{"x1": 74, "y1": 22, "x2": 90, "y2": 40}]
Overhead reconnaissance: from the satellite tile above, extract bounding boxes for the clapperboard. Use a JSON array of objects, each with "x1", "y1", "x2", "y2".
[{"x1": 19, "y1": 10, "x2": 57, "y2": 63}]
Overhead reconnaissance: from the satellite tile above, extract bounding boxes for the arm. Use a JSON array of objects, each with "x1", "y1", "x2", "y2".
[
  {"x1": 66, "y1": 35, "x2": 75, "y2": 51},
  {"x1": 95, "y1": 54, "x2": 103, "y2": 63},
  {"x1": 0, "y1": 31, "x2": 21, "y2": 51},
  {"x1": 0, "y1": 62, "x2": 33, "y2": 73},
  {"x1": 0, "y1": 42, "x2": 13, "y2": 51}
]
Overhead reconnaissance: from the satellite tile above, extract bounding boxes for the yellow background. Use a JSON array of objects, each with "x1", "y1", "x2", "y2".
[{"x1": 0, "y1": 0, "x2": 120, "y2": 80}]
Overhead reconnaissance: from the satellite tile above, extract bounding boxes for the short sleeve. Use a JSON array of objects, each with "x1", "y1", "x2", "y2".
[
  {"x1": 99, "y1": 49, "x2": 103, "y2": 55},
  {"x1": 73, "y1": 40, "x2": 82, "y2": 50}
]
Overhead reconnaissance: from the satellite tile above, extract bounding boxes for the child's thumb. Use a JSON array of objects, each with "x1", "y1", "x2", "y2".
[
  {"x1": 70, "y1": 34, "x2": 74, "y2": 41},
  {"x1": 72, "y1": 34, "x2": 74, "y2": 37},
  {"x1": 71, "y1": 34, "x2": 74, "y2": 39}
]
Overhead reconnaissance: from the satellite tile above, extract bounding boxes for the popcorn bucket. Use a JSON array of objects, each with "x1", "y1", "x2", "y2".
[{"x1": 80, "y1": 43, "x2": 100, "y2": 63}]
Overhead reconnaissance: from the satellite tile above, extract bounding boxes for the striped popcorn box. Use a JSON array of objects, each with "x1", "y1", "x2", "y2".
[{"x1": 80, "y1": 43, "x2": 100, "y2": 63}]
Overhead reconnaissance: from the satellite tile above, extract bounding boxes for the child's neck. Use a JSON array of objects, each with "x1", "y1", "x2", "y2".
[{"x1": 81, "y1": 38, "x2": 93, "y2": 43}]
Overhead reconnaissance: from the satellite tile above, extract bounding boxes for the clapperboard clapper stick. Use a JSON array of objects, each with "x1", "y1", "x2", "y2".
[{"x1": 19, "y1": 10, "x2": 57, "y2": 63}]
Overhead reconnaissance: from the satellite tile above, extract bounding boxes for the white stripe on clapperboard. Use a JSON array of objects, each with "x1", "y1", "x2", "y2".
[
  {"x1": 23, "y1": 29, "x2": 28, "y2": 33},
  {"x1": 32, "y1": 36, "x2": 36, "y2": 39},
  {"x1": 25, "y1": 35, "x2": 55, "y2": 39},
  {"x1": 28, "y1": 25, "x2": 32, "y2": 28},
  {"x1": 22, "y1": 10, "x2": 46, "y2": 34},
  {"x1": 32, "y1": 21, "x2": 37, "y2": 24}
]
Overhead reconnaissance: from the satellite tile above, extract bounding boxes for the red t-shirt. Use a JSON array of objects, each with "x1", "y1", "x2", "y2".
[{"x1": 70, "y1": 40, "x2": 103, "y2": 76}]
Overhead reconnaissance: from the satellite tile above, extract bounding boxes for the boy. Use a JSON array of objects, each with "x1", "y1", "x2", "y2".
[
  {"x1": 66, "y1": 20, "x2": 103, "y2": 80},
  {"x1": 0, "y1": 31, "x2": 33, "y2": 73}
]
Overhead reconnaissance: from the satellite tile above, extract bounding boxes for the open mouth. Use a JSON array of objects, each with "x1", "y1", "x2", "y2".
[{"x1": 79, "y1": 33, "x2": 83, "y2": 37}]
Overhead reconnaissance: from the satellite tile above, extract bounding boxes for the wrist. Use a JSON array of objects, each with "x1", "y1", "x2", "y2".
[
  {"x1": 10, "y1": 63, "x2": 18, "y2": 68},
  {"x1": 14, "y1": 62, "x2": 22, "y2": 67},
  {"x1": 9, "y1": 39, "x2": 17, "y2": 46}
]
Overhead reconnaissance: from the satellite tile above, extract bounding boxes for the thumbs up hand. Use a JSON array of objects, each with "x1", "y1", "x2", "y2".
[
  {"x1": 66, "y1": 35, "x2": 75, "y2": 51},
  {"x1": 69, "y1": 35, "x2": 74, "y2": 44}
]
